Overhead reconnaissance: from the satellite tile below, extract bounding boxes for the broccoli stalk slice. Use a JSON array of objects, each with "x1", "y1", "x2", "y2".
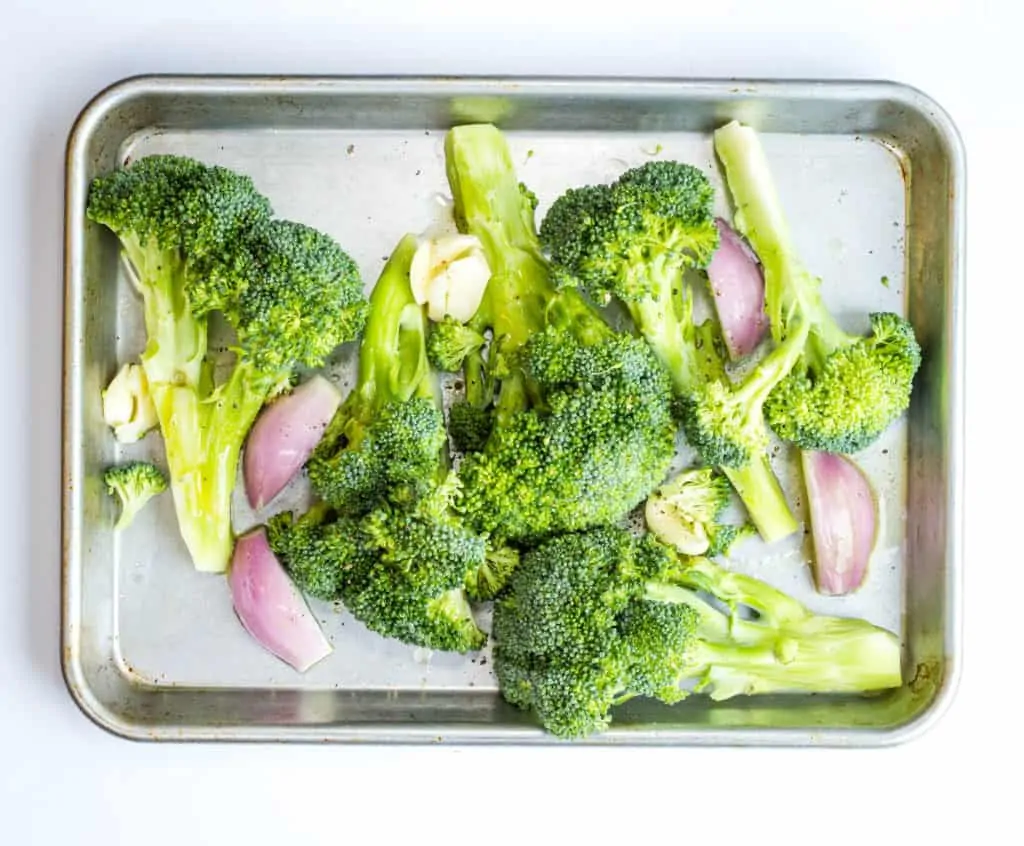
[
  {"x1": 157, "y1": 361, "x2": 281, "y2": 571},
  {"x1": 123, "y1": 235, "x2": 253, "y2": 571},
  {"x1": 643, "y1": 556, "x2": 902, "y2": 697}
]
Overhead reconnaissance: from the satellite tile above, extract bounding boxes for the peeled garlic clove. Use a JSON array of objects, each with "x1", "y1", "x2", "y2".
[
  {"x1": 410, "y1": 239, "x2": 434, "y2": 305},
  {"x1": 102, "y1": 362, "x2": 158, "y2": 444},
  {"x1": 443, "y1": 252, "x2": 492, "y2": 322}
]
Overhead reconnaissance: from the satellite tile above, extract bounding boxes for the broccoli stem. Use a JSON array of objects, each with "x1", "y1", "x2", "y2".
[
  {"x1": 713, "y1": 120, "x2": 855, "y2": 364},
  {"x1": 644, "y1": 557, "x2": 902, "y2": 698},
  {"x1": 357, "y1": 234, "x2": 429, "y2": 408},
  {"x1": 720, "y1": 458, "x2": 796, "y2": 543},
  {"x1": 154, "y1": 361, "x2": 276, "y2": 572}
]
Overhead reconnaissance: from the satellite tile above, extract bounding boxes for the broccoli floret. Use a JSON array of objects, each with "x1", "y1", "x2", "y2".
[
  {"x1": 307, "y1": 235, "x2": 446, "y2": 515},
  {"x1": 269, "y1": 476, "x2": 489, "y2": 653},
  {"x1": 540, "y1": 163, "x2": 798, "y2": 544},
  {"x1": 104, "y1": 461, "x2": 168, "y2": 531},
  {"x1": 493, "y1": 526, "x2": 903, "y2": 739},
  {"x1": 645, "y1": 466, "x2": 752, "y2": 558},
  {"x1": 443, "y1": 124, "x2": 677, "y2": 543},
  {"x1": 87, "y1": 157, "x2": 367, "y2": 572},
  {"x1": 714, "y1": 122, "x2": 922, "y2": 453},
  {"x1": 427, "y1": 317, "x2": 486, "y2": 372}
]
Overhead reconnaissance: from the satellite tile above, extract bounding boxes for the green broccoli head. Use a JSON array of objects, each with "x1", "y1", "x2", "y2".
[
  {"x1": 457, "y1": 331, "x2": 677, "y2": 544},
  {"x1": 764, "y1": 312, "x2": 922, "y2": 453},
  {"x1": 427, "y1": 317, "x2": 486, "y2": 372},
  {"x1": 307, "y1": 396, "x2": 447, "y2": 516},
  {"x1": 492, "y1": 527, "x2": 641, "y2": 738},
  {"x1": 222, "y1": 220, "x2": 368, "y2": 375},
  {"x1": 266, "y1": 503, "x2": 366, "y2": 601},
  {"x1": 341, "y1": 478, "x2": 488, "y2": 653},
  {"x1": 104, "y1": 461, "x2": 168, "y2": 531},
  {"x1": 305, "y1": 234, "x2": 448, "y2": 516},
  {"x1": 540, "y1": 161, "x2": 719, "y2": 308},
  {"x1": 86, "y1": 154, "x2": 273, "y2": 275}
]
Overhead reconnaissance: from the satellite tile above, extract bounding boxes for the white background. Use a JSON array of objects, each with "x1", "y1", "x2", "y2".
[{"x1": 0, "y1": 1, "x2": 1014, "y2": 842}]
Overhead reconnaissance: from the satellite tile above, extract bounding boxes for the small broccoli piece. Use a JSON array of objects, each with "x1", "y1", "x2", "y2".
[
  {"x1": 87, "y1": 157, "x2": 367, "y2": 572},
  {"x1": 493, "y1": 526, "x2": 903, "y2": 739},
  {"x1": 104, "y1": 461, "x2": 168, "y2": 531},
  {"x1": 714, "y1": 122, "x2": 922, "y2": 453},
  {"x1": 645, "y1": 466, "x2": 747, "y2": 557},
  {"x1": 426, "y1": 318, "x2": 486, "y2": 373},
  {"x1": 102, "y1": 363, "x2": 158, "y2": 443},
  {"x1": 444, "y1": 124, "x2": 677, "y2": 543},
  {"x1": 540, "y1": 163, "x2": 799, "y2": 544},
  {"x1": 307, "y1": 235, "x2": 446, "y2": 515}
]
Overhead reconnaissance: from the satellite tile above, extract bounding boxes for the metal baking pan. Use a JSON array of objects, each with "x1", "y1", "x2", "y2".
[{"x1": 62, "y1": 75, "x2": 965, "y2": 745}]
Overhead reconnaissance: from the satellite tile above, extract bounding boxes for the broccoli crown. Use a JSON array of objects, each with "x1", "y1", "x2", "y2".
[
  {"x1": 86, "y1": 154, "x2": 272, "y2": 266},
  {"x1": 103, "y1": 461, "x2": 168, "y2": 531},
  {"x1": 308, "y1": 395, "x2": 446, "y2": 516},
  {"x1": 266, "y1": 505, "x2": 366, "y2": 601},
  {"x1": 341, "y1": 480, "x2": 487, "y2": 652},
  {"x1": 447, "y1": 401, "x2": 493, "y2": 454},
  {"x1": 269, "y1": 480, "x2": 487, "y2": 653},
  {"x1": 457, "y1": 332, "x2": 677, "y2": 544},
  {"x1": 493, "y1": 527, "x2": 690, "y2": 738},
  {"x1": 215, "y1": 220, "x2": 368, "y2": 375},
  {"x1": 764, "y1": 312, "x2": 923, "y2": 453},
  {"x1": 306, "y1": 234, "x2": 448, "y2": 515},
  {"x1": 540, "y1": 161, "x2": 719, "y2": 306},
  {"x1": 427, "y1": 317, "x2": 486, "y2": 372},
  {"x1": 494, "y1": 525, "x2": 903, "y2": 738},
  {"x1": 677, "y1": 380, "x2": 765, "y2": 468}
]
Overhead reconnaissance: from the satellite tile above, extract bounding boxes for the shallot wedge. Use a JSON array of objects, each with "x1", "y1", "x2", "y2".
[
  {"x1": 801, "y1": 450, "x2": 877, "y2": 596},
  {"x1": 228, "y1": 527, "x2": 332, "y2": 672},
  {"x1": 244, "y1": 375, "x2": 342, "y2": 510},
  {"x1": 706, "y1": 218, "x2": 769, "y2": 360}
]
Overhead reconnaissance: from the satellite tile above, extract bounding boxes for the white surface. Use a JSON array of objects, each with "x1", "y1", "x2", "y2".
[{"x1": 0, "y1": 0, "x2": 1014, "y2": 842}]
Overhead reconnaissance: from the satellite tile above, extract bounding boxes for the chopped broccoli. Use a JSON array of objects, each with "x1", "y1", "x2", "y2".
[
  {"x1": 443, "y1": 124, "x2": 677, "y2": 544},
  {"x1": 275, "y1": 235, "x2": 514, "y2": 651},
  {"x1": 104, "y1": 461, "x2": 168, "y2": 531},
  {"x1": 87, "y1": 156, "x2": 367, "y2": 572},
  {"x1": 644, "y1": 465, "x2": 752, "y2": 557},
  {"x1": 426, "y1": 317, "x2": 486, "y2": 373},
  {"x1": 540, "y1": 166, "x2": 799, "y2": 542},
  {"x1": 493, "y1": 526, "x2": 903, "y2": 738},
  {"x1": 714, "y1": 121, "x2": 922, "y2": 453},
  {"x1": 307, "y1": 234, "x2": 446, "y2": 516}
]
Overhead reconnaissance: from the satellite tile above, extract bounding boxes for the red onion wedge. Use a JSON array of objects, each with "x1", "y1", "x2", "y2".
[
  {"x1": 801, "y1": 450, "x2": 877, "y2": 596},
  {"x1": 706, "y1": 218, "x2": 769, "y2": 360},
  {"x1": 244, "y1": 375, "x2": 342, "y2": 510},
  {"x1": 229, "y1": 527, "x2": 332, "y2": 672}
]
